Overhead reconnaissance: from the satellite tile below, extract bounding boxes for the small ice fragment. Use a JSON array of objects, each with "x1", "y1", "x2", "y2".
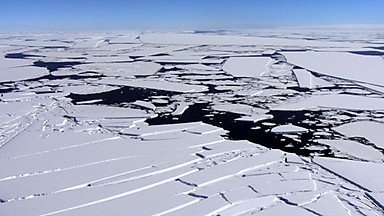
[
  {"x1": 76, "y1": 99, "x2": 103, "y2": 105},
  {"x1": 132, "y1": 100, "x2": 156, "y2": 110},
  {"x1": 172, "y1": 103, "x2": 190, "y2": 116},
  {"x1": 234, "y1": 114, "x2": 273, "y2": 123},
  {"x1": 184, "y1": 123, "x2": 224, "y2": 135},
  {"x1": 271, "y1": 124, "x2": 308, "y2": 134}
]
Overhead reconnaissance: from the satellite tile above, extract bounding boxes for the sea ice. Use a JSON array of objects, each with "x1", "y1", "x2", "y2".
[
  {"x1": 315, "y1": 139, "x2": 384, "y2": 161},
  {"x1": 234, "y1": 114, "x2": 273, "y2": 123},
  {"x1": 1, "y1": 29, "x2": 384, "y2": 215},
  {"x1": 273, "y1": 94, "x2": 384, "y2": 111},
  {"x1": 97, "y1": 79, "x2": 208, "y2": 93},
  {"x1": 0, "y1": 66, "x2": 49, "y2": 82},
  {"x1": 304, "y1": 192, "x2": 350, "y2": 216},
  {"x1": 222, "y1": 57, "x2": 273, "y2": 77},
  {"x1": 132, "y1": 100, "x2": 156, "y2": 110},
  {"x1": 271, "y1": 124, "x2": 309, "y2": 134},
  {"x1": 333, "y1": 121, "x2": 384, "y2": 149},
  {"x1": 293, "y1": 69, "x2": 333, "y2": 89},
  {"x1": 314, "y1": 157, "x2": 384, "y2": 192},
  {"x1": 284, "y1": 51, "x2": 384, "y2": 87}
]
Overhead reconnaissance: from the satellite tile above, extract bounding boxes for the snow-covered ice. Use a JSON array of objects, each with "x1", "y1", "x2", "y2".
[
  {"x1": 0, "y1": 29, "x2": 384, "y2": 215},
  {"x1": 271, "y1": 124, "x2": 309, "y2": 134},
  {"x1": 293, "y1": 69, "x2": 333, "y2": 89},
  {"x1": 333, "y1": 121, "x2": 384, "y2": 148},
  {"x1": 223, "y1": 57, "x2": 272, "y2": 77},
  {"x1": 284, "y1": 51, "x2": 384, "y2": 87}
]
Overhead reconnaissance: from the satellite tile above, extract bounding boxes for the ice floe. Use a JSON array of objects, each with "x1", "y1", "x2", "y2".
[
  {"x1": 234, "y1": 114, "x2": 273, "y2": 123},
  {"x1": 97, "y1": 78, "x2": 208, "y2": 93},
  {"x1": 132, "y1": 100, "x2": 156, "y2": 110},
  {"x1": 271, "y1": 124, "x2": 309, "y2": 134},
  {"x1": 333, "y1": 121, "x2": 384, "y2": 148},
  {"x1": 273, "y1": 94, "x2": 384, "y2": 111},
  {"x1": 284, "y1": 51, "x2": 384, "y2": 87},
  {"x1": 293, "y1": 69, "x2": 334, "y2": 89},
  {"x1": 315, "y1": 139, "x2": 384, "y2": 161},
  {"x1": 223, "y1": 57, "x2": 273, "y2": 77},
  {"x1": 0, "y1": 66, "x2": 49, "y2": 83}
]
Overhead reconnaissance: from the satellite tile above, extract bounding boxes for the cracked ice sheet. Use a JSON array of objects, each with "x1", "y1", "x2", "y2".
[
  {"x1": 304, "y1": 192, "x2": 351, "y2": 216},
  {"x1": 0, "y1": 102, "x2": 40, "y2": 130},
  {"x1": 272, "y1": 93, "x2": 384, "y2": 111},
  {"x1": 313, "y1": 157, "x2": 384, "y2": 192},
  {"x1": 0, "y1": 144, "x2": 198, "y2": 202},
  {"x1": 164, "y1": 194, "x2": 228, "y2": 216},
  {"x1": 0, "y1": 124, "x2": 117, "y2": 160},
  {"x1": 96, "y1": 78, "x2": 208, "y2": 93},
  {"x1": 212, "y1": 103, "x2": 267, "y2": 115},
  {"x1": 180, "y1": 150, "x2": 283, "y2": 187},
  {"x1": 74, "y1": 61, "x2": 161, "y2": 77},
  {"x1": 0, "y1": 126, "x2": 226, "y2": 196},
  {"x1": 333, "y1": 121, "x2": 384, "y2": 149},
  {"x1": 367, "y1": 192, "x2": 384, "y2": 211},
  {"x1": 68, "y1": 105, "x2": 157, "y2": 119},
  {"x1": 85, "y1": 55, "x2": 134, "y2": 63},
  {"x1": 61, "y1": 85, "x2": 120, "y2": 95},
  {"x1": 218, "y1": 196, "x2": 277, "y2": 216},
  {"x1": 120, "y1": 122, "x2": 204, "y2": 137},
  {"x1": 250, "y1": 179, "x2": 316, "y2": 196},
  {"x1": 284, "y1": 51, "x2": 384, "y2": 87},
  {"x1": 251, "y1": 202, "x2": 315, "y2": 215},
  {"x1": 315, "y1": 139, "x2": 384, "y2": 161},
  {"x1": 152, "y1": 56, "x2": 222, "y2": 65},
  {"x1": 0, "y1": 165, "x2": 197, "y2": 215},
  {"x1": 49, "y1": 184, "x2": 195, "y2": 216},
  {"x1": 199, "y1": 140, "x2": 265, "y2": 159},
  {"x1": 126, "y1": 45, "x2": 188, "y2": 57},
  {"x1": 293, "y1": 69, "x2": 334, "y2": 89},
  {"x1": 2, "y1": 30, "x2": 384, "y2": 215}
]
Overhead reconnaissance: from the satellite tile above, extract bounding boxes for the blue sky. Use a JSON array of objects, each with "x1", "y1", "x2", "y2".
[{"x1": 1, "y1": 0, "x2": 384, "y2": 30}]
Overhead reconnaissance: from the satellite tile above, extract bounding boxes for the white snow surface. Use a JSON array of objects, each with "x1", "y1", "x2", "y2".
[
  {"x1": 284, "y1": 51, "x2": 384, "y2": 87},
  {"x1": 293, "y1": 69, "x2": 333, "y2": 89},
  {"x1": 271, "y1": 124, "x2": 309, "y2": 134},
  {"x1": 223, "y1": 57, "x2": 272, "y2": 77},
  {"x1": 333, "y1": 121, "x2": 384, "y2": 148},
  {"x1": 0, "y1": 66, "x2": 49, "y2": 82},
  {"x1": 97, "y1": 79, "x2": 208, "y2": 93},
  {"x1": 314, "y1": 157, "x2": 384, "y2": 192},
  {"x1": 273, "y1": 94, "x2": 384, "y2": 111}
]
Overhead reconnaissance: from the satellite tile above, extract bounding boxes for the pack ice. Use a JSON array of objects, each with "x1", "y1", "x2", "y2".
[{"x1": 0, "y1": 28, "x2": 384, "y2": 215}]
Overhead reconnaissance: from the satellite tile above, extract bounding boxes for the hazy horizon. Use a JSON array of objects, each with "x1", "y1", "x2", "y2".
[{"x1": 1, "y1": 0, "x2": 384, "y2": 31}]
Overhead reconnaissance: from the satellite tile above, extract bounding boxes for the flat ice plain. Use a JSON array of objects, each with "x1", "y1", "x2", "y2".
[{"x1": 0, "y1": 28, "x2": 384, "y2": 215}]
